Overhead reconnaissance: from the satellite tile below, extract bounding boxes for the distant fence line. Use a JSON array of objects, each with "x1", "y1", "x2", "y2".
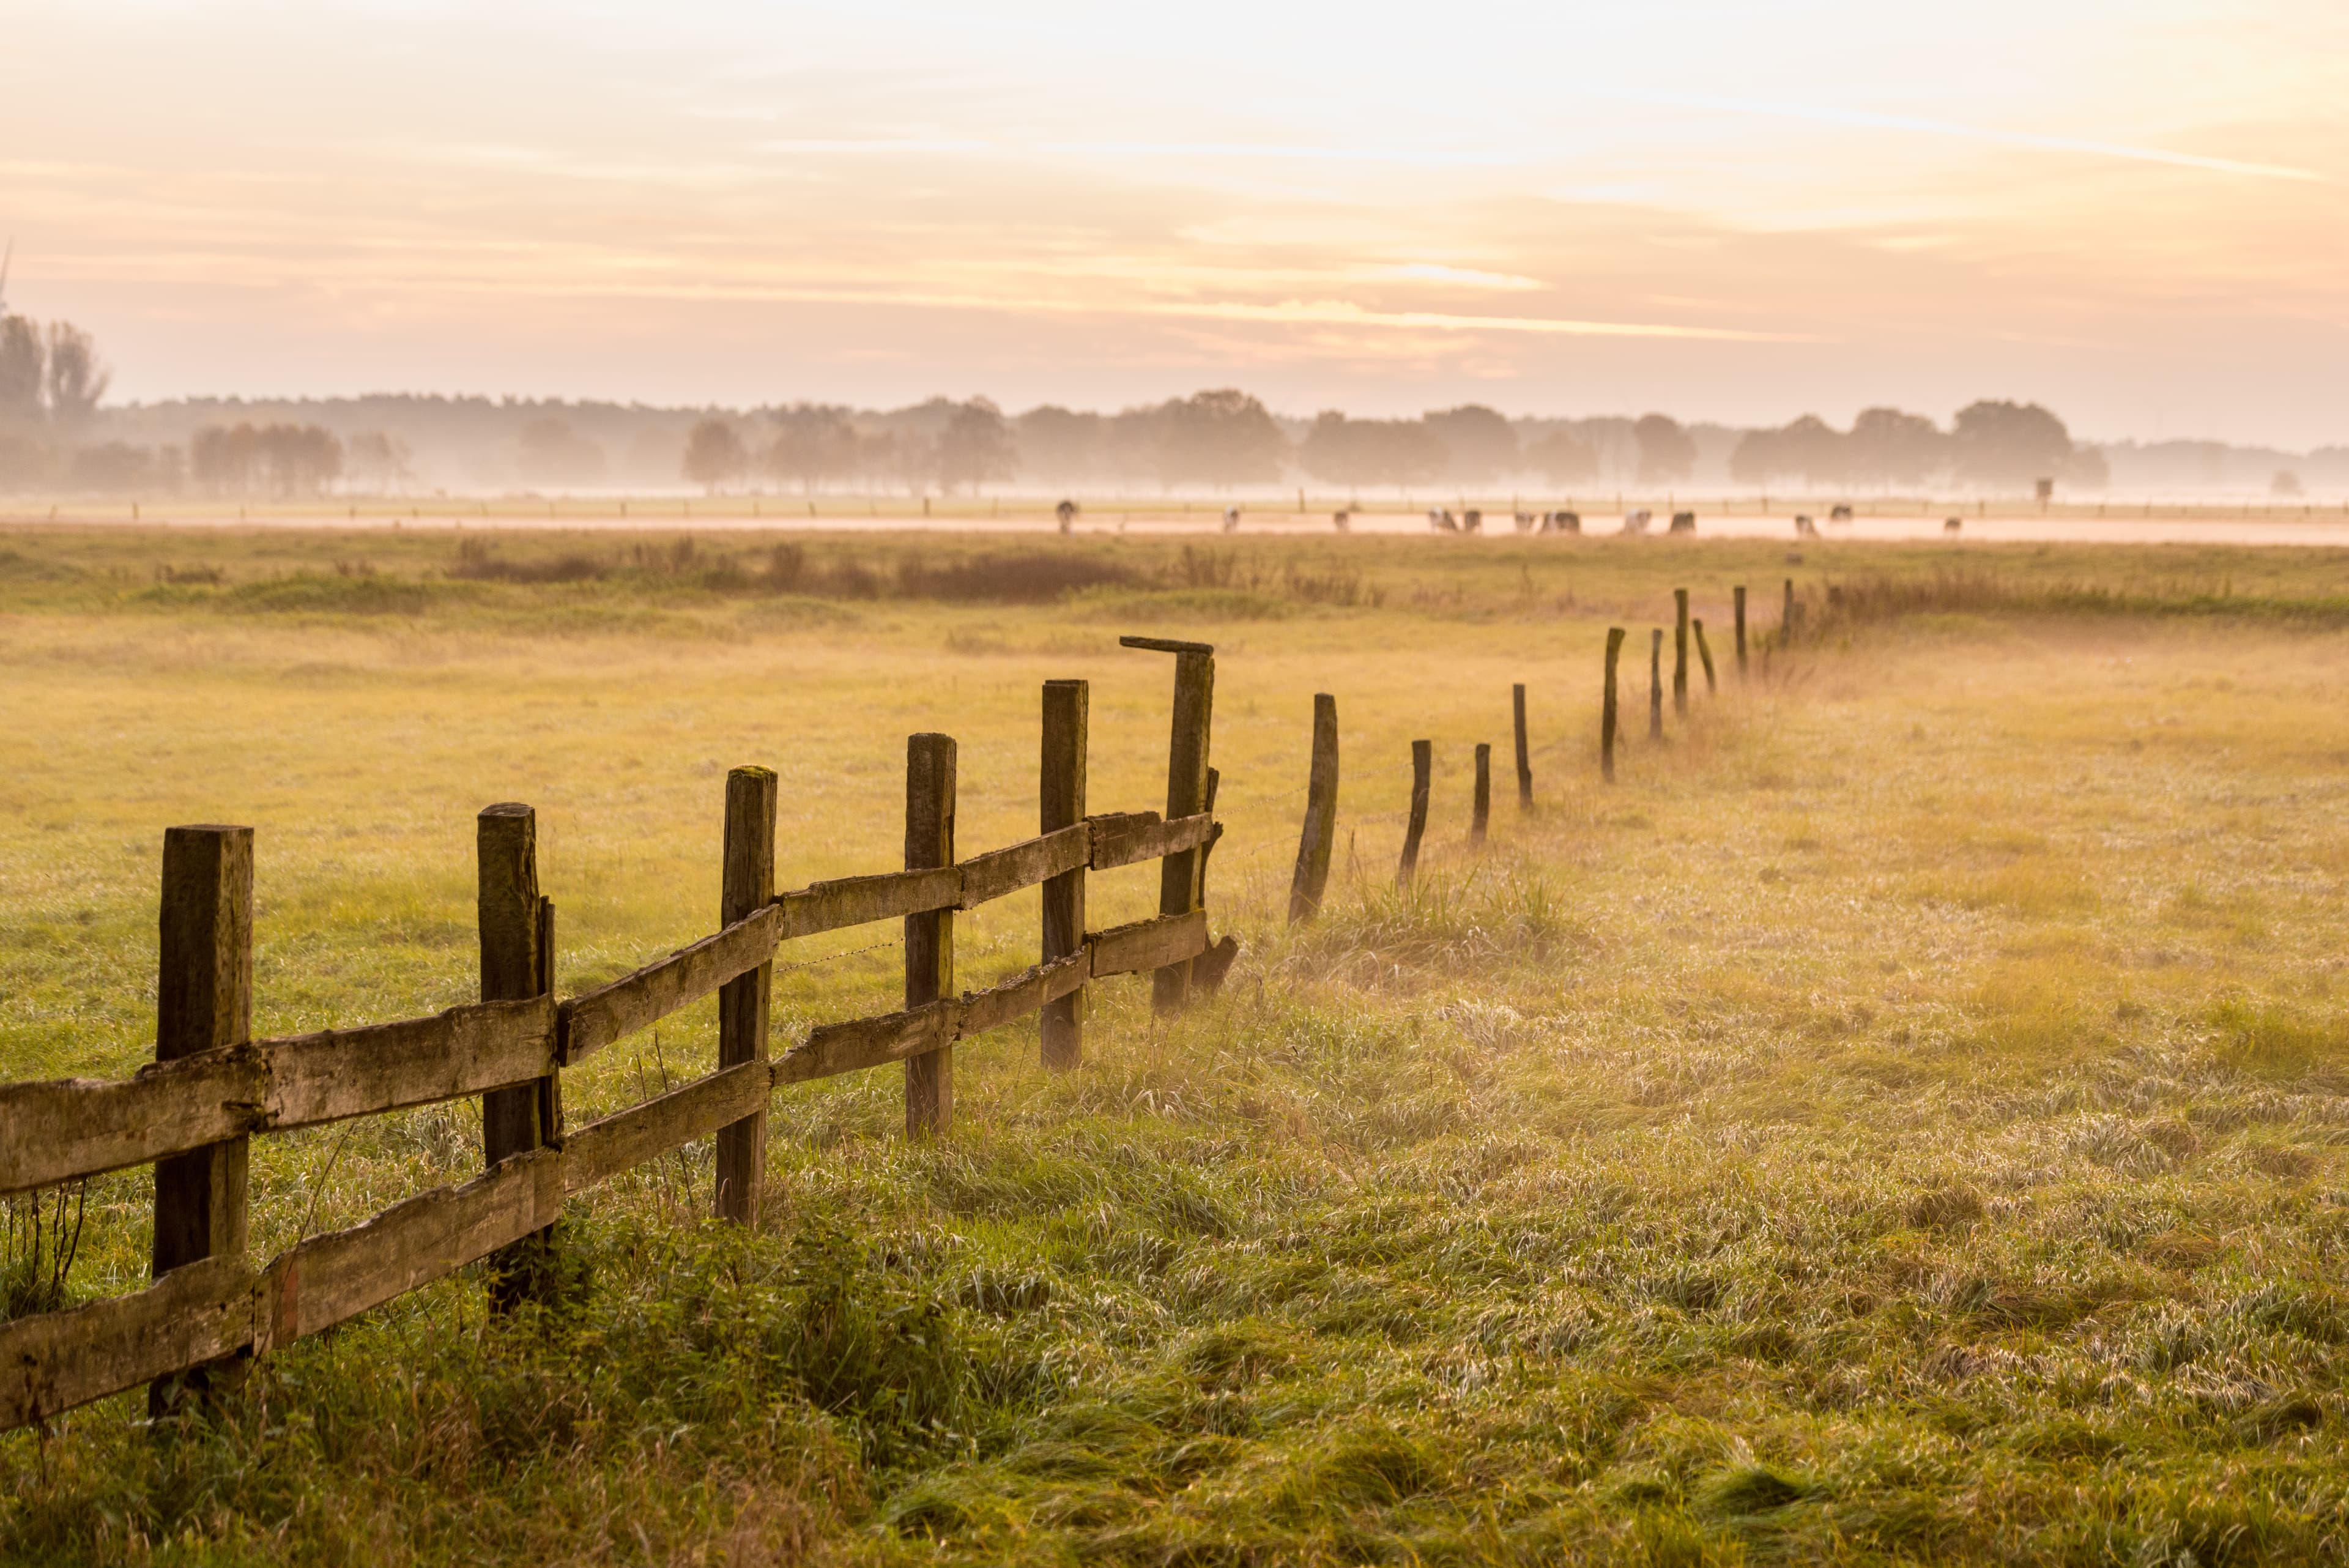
[{"x1": 0, "y1": 635, "x2": 1232, "y2": 1434}]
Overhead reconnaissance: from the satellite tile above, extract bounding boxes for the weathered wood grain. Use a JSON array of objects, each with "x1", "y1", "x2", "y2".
[
  {"x1": 771, "y1": 865, "x2": 959, "y2": 943},
  {"x1": 778, "y1": 999, "x2": 959, "y2": 1087},
  {"x1": 962, "y1": 953, "x2": 1090, "y2": 1038},
  {"x1": 0, "y1": 1254, "x2": 254, "y2": 1430},
  {"x1": 1040, "y1": 680, "x2": 1089, "y2": 1071},
  {"x1": 716, "y1": 766, "x2": 777, "y2": 1225},
  {"x1": 0, "y1": 998, "x2": 558, "y2": 1195},
  {"x1": 1089, "y1": 811, "x2": 1214, "y2": 871},
  {"x1": 565, "y1": 1062, "x2": 770, "y2": 1196},
  {"x1": 258, "y1": 1148, "x2": 563, "y2": 1351},
  {"x1": 1090, "y1": 908, "x2": 1209, "y2": 978},
  {"x1": 558, "y1": 904, "x2": 781, "y2": 1065},
  {"x1": 959, "y1": 823, "x2": 1089, "y2": 908}
]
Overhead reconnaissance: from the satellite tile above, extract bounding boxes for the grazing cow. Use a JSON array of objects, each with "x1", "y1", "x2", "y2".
[
  {"x1": 1828, "y1": 504, "x2": 1853, "y2": 522},
  {"x1": 1430, "y1": 509, "x2": 1459, "y2": 533},
  {"x1": 1055, "y1": 499, "x2": 1078, "y2": 533},
  {"x1": 1546, "y1": 510, "x2": 1581, "y2": 534},
  {"x1": 1513, "y1": 510, "x2": 1537, "y2": 533},
  {"x1": 1794, "y1": 515, "x2": 1818, "y2": 538},
  {"x1": 1334, "y1": 509, "x2": 1351, "y2": 532},
  {"x1": 1463, "y1": 508, "x2": 1483, "y2": 533},
  {"x1": 1668, "y1": 511, "x2": 1696, "y2": 533},
  {"x1": 1222, "y1": 506, "x2": 1241, "y2": 533},
  {"x1": 1622, "y1": 509, "x2": 1652, "y2": 535},
  {"x1": 1943, "y1": 517, "x2": 1962, "y2": 535}
]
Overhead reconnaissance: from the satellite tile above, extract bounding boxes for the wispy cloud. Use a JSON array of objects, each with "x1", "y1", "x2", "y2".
[{"x1": 1605, "y1": 91, "x2": 2328, "y2": 183}]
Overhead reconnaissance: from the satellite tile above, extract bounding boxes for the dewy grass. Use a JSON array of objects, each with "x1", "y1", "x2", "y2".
[{"x1": 9, "y1": 529, "x2": 2349, "y2": 1561}]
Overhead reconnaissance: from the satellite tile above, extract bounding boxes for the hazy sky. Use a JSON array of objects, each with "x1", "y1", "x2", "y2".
[{"x1": 3, "y1": 1, "x2": 2343, "y2": 444}]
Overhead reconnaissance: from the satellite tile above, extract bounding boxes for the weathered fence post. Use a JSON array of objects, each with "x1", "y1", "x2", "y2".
[
  {"x1": 1693, "y1": 619, "x2": 1718, "y2": 694},
  {"x1": 479, "y1": 803, "x2": 557, "y2": 1310},
  {"x1": 1190, "y1": 766, "x2": 1238, "y2": 992},
  {"x1": 715, "y1": 767, "x2": 776, "y2": 1223},
  {"x1": 150, "y1": 823, "x2": 253, "y2": 1418},
  {"x1": 1733, "y1": 585, "x2": 1748, "y2": 677},
  {"x1": 1472, "y1": 743, "x2": 1491, "y2": 843},
  {"x1": 905, "y1": 733, "x2": 956, "y2": 1136},
  {"x1": 1512, "y1": 683, "x2": 1533, "y2": 808},
  {"x1": 1040, "y1": 680, "x2": 1088, "y2": 1069},
  {"x1": 1602, "y1": 628, "x2": 1625, "y2": 782},
  {"x1": 1673, "y1": 588, "x2": 1690, "y2": 715},
  {"x1": 1398, "y1": 740, "x2": 1431, "y2": 885},
  {"x1": 1124, "y1": 638, "x2": 1214, "y2": 1017},
  {"x1": 1288, "y1": 692, "x2": 1339, "y2": 924},
  {"x1": 1649, "y1": 630, "x2": 1664, "y2": 740},
  {"x1": 1782, "y1": 578, "x2": 1795, "y2": 642}
]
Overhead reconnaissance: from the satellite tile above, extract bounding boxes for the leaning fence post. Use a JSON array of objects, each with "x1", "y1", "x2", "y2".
[
  {"x1": 1288, "y1": 693, "x2": 1340, "y2": 923},
  {"x1": 1398, "y1": 740, "x2": 1431, "y2": 885},
  {"x1": 1040, "y1": 680, "x2": 1088, "y2": 1070},
  {"x1": 1733, "y1": 585, "x2": 1748, "y2": 677},
  {"x1": 716, "y1": 767, "x2": 776, "y2": 1223},
  {"x1": 905, "y1": 733, "x2": 956, "y2": 1135},
  {"x1": 150, "y1": 823, "x2": 253, "y2": 1418},
  {"x1": 1673, "y1": 588, "x2": 1690, "y2": 716},
  {"x1": 1649, "y1": 630, "x2": 1664, "y2": 740},
  {"x1": 479, "y1": 804, "x2": 557, "y2": 1310},
  {"x1": 1154, "y1": 647, "x2": 1215, "y2": 1015},
  {"x1": 1693, "y1": 619, "x2": 1718, "y2": 694},
  {"x1": 1512, "y1": 683, "x2": 1533, "y2": 808},
  {"x1": 1472, "y1": 743, "x2": 1491, "y2": 844},
  {"x1": 1602, "y1": 628, "x2": 1625, "y2": 782}
]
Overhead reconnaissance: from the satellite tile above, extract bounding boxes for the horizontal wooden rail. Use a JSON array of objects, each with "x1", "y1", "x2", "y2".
[
  {"x1": 0, "y1": 816, "x2": 1217, "y2": 1191},
  {"x1": 0, "y1": 902, "x2": 1215, "y2": 1430},
  {"x1": 0, "y1": 998, "x2": 558, "y2": 1198}
]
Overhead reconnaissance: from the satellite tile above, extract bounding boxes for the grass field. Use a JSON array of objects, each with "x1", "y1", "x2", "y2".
[{"x1": 6, "y1": 526, "x2": 2349, "y2": 1564}]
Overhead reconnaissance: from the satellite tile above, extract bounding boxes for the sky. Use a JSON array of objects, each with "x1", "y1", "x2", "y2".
[{"x1": 2, "y1": 0, "x2": 2344, "y2": 446}]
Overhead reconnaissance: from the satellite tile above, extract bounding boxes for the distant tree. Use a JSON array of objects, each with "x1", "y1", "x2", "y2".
[
  {"x1": 1298, "y1": 412, "x2": 1446, "y2": 490},
  {"x1": 41, "y1": 323, "x2": 108, "y2": 424},
  {"x1": 70, "y1": 441, "x2": 174, "y2": 493},
  {"x1": 681, "y1": 417, "x2": 748, "y2": 492},
  {"x1": 1729, "y1": 415, "x2": 1846, "y2": 486},
  {"x1": 763, "y1": 404, "x2": 858, "y2": 492},
  {"x1": 1952, "y1": 400, "x2": 2073, "y2": 489},
  {"x1": 517, "y1": 418, "x2": 606, "y2": 486},
  {"x1": 347, "y1": 431, "x2": 414, "y2": 493},
  {"x1": 2274, "y1": 469, "x2": 2305, "y2": 497},
  {"x1": 933, "y1": 398, "x2": 1017, "y2": 492},
  {"x1": 0, "y1": 318, "x2": 40, "y2": 426},
  {"x1": 1014, "y1": 405, "x2": 1107, "y2": 482},
  {"x1": 259, "y1": 424, "x2": 341, "y2": 496},
  {"x1": 2062, "y1": 445, "x2": 2110, "y2": 490},
  {"x1": 1523, "y1": 429, "x2": 1598, "y2": 485},
  {"x1": 1422, "y1": 404, "x2": 1518, "y2": 482},
  {"x1": 1633, "y1": 414, "x2": 1697, "y2": 484},
  {"x1": 1845, "y1": 407, "x2": 1945, "y2": 487},
  {"x1": 1145, "y1": 389, "x2": 1286, "y2": 489}
]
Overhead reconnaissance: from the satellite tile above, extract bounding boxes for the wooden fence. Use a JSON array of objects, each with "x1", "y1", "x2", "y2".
[{"x1": 0, "y1": 637, "x2": 1226, "y2": 1434}]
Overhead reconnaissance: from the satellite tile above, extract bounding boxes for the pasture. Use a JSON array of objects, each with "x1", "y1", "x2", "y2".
[{"x1": 4, "y1": 526, "x2": 2349, "y2": 1564}]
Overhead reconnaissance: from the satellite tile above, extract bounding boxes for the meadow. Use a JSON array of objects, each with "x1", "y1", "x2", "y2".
[{"x1": 4, "y1": 526, "x2": 2349, "y2": 1564}]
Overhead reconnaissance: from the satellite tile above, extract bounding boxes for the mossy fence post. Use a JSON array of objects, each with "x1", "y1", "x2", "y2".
[
  {"x1": 1397, "y1": 740, "x2": 1431, "y2": 885},
  {"x1": 1288, "y1": 693, "x2": 1339, "y2": 924},
  {"x1": 1673, "y1": 588, "x2": 1690, "y2": 715},
  {"x1": 1472, "y1": 743, "x2": 1491, "y2": 844},
  {"x1": 149, "y1": 823, "x2": 253, "y2": 1418},
  {"x1": 1512, "y1": 683, "x2": 1532, "y2": 808},
  {"x1": 1602, "y1": 627, "x2": 1625, "y2": 782},
  {"x1": 1649, "y1": 630, "x2": 1664, "y2": 740},
  {"x1": 1733, "y1": 585, "x2": 1748, "y2": 677},
  {"x1": 904, "y1": 734, "x2": 956, "y2": 1137},
  {"x1": 1693, "y1": 620, "x2": 1718, "y2": 694},
  {"x1": 716, "y1": 766, "x2": 776, "y2": 1223},
  {"x1": 1040, "y1": 679, "x2": 1088, "y2": 1069},
  {"x1": 478, "y1": 803, "x2": 558, "y2": 1311}
]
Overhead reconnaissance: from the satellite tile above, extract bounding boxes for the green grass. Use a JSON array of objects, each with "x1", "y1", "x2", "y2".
[{"x1": 6, "y1": 527, "x2": 2349, "y2": 1562}]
